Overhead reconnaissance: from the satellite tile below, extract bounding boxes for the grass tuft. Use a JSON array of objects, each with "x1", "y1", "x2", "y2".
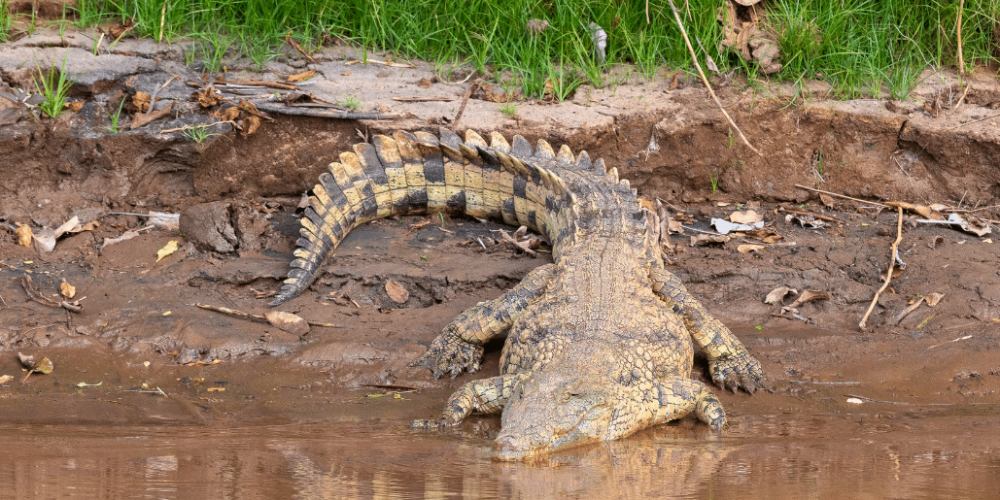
[
  {"x1": 65, "y1": 0, "x2": 1000, "y2": 100},
  {"x1": 33, "y1": 54, "x2": 76, "y2": 119}
]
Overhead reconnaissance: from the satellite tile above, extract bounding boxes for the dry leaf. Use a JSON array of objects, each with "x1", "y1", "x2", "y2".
[
  {"x1": 886, "y1": 201, "x2": 943, "y2": 220},
  {"x1": 131, "y1": 102, "x2": 174, "y2": 129},
  {"x1": 690, "y1": 234, "x2": 730, "y2": 246},
  {"x1": 790, "y1": 290, "x2": 830, "y2": 307},
  {"x1": 241, "y1": 115, "x2": 261, "y2": 137},
  {"x1": 0, "y1": 375, "x2": 12, "y2": 384},
  {"x1": 192, "y1": 87, "x2": 222, "y2": 108},
  {"x1": 60, "y1": 280, "x2": 76, "y2": 299},
  {"x1": 65, "y1": 101, "x2": 84, "y2": 112},
  {"x1": 764, "y1": 286, "x2": 797, "y2": 305},
  {"x1": 745, "y1": 227, "x2": 783, "y2": 243},
  {"x1": 184, "y1": 359, "x2": 223, "y2": 367},
  {"x1": 286, "y1": 69, "x2": 317, "y2": 82},
  {"x1": 264, "y1": 311, "x2": 311, "y2": 336},
  {"x1": 220, "y1": 106, "x2": 241, "y2": 122},
  {"x1": 15, "y1": 224, "x2": 32, "y2": 246},
  {"x1": 730, "y1": 210, "x2": 763, "y2": 224},
  {"x1": 156, "y1": 240, "x2": 179, "y2": 262},
  {"x1": 385, "y1": 279, "x2": 409, "y2": 304},
  {"x1": 737, "y1": 244, "x2": 765, "y2": 254},
  {"x1": 819, "y1": 194, "x2": 835, "y2": 208},
  {"x1": 207, "y1": 387, "x2": 226, "y2": 392},
  {"x1": 924, "y1": 292, "x2": 944, "y2": 306},
  {"x1": 132, "y1": 91, "x2": 151, "y2": 113}
]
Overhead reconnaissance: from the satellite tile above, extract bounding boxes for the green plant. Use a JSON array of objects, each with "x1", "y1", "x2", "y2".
[
  {"x1": 33, "y1": 55, "x2": 76, "y2": 119},
  {"x1": 104, "y1": 98, "x2": 127, "y2": 133},
  {"x1": 182, "y1": 125, "x2": 216, "y2": 143},
  {"x1": 0, "y1": 0, "x2": 10, "y2": 43},
  {"x1": 499, "y1": 101, "x2": 518, "y2": 117},
  {"x1": 337, "y1": 93, "x2": 362, "y2": 111},
  {"x1": 709, "y1": 172, "x2": 720, "y2": 194}
]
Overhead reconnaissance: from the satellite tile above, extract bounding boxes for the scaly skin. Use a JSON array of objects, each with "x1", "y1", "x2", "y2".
[{"x1": 274, "y1": 128, "x2": 767, "y2": 461}]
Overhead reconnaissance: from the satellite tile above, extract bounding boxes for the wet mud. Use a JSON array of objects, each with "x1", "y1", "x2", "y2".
[{"x1": 2, "y1": 22, "x2": 1000, "y2": 499}]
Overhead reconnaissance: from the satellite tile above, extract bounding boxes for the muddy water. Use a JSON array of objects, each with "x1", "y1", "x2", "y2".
[{"x1": 3, "y1": 414, "x2": 998, "y2": 500}]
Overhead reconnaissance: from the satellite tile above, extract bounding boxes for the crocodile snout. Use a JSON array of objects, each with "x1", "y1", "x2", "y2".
[{"x1": 491, "y1": 434, "x2": 539, "y2": 461}]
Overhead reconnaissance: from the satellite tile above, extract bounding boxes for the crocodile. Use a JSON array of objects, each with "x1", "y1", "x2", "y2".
[{"x1": 273, "y1": 128, "x2": 767, "y2": 461}]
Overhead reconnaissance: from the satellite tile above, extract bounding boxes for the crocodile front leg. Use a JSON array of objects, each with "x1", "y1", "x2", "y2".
[
  {"x1": 411, "y1": 374, "x2": 526, "y2": 428},
  {"x1": 606, "y1": 378, "x2": 726, "y2": 441},
  {"x1": 650, "y1": 268, "x2": 767, "y2": 394},
  {"x1": 412, "y1": 264, "x2": 556, "y2": 379}
]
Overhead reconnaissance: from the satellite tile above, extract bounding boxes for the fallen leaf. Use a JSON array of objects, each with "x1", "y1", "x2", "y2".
[
  {"x1": 207, "y1": 387, "x2": 225, "y2": 392},
  {"x1": 65, "y1": 100, "x2": 84, "y2": 112},
  {"x1": 737, "y1": 244, "x2": 765, "y2": 253},
  {"x1": 0, "y1": 375, "x2": 12, "y2": 384},
  {"x1": 219, "y1": 106, "x2": 241, "y2": 122},
  {"x1": 886, "y1": 201, "x2": 943, "y2": 220},
  {"x1": 846, "y1": 398, "x2": 864, "y2": 405},
  {"x1": 286, "y1": 69, "x2": 317, "y2": 82},
  {"x1": 76, "y1": 381, "x2": 103, "y2": 387},
  {"x1": 132, "y1": 91, "x2": 151, "y2": 113},
  {"x1": 711, "y1": 218, "x2": 763, "y2": 234},
  {"x1": 690, "y1": 234, "x2": 730, "y2": 246},
  {"x1": 924, "y1": 292, "x2": 944, "y2": 307},
  {"x1": 819, "y1": 194, "x2": 835, "y2": 208},
  {"x1": 790, "y1": 290, "x2": 830, "y2": 307},
  {"x1": 15, "y1": 224, "x2": 32, "y2": 246},
  {"x1": 264, "y1": 311, "x2": 310, "y2": 336},
  {"x1": 745, "y1": 227, "x2": 783, "y2": 243},
  {"x1": 385, "y1": 279, "x2": 409, "y2": 303},
  {"x1": 131, "y1": 102, "x2": 174, "y2": 129},
  {"x1": 241, "y1": 115, "x2": 261, "y2": 137},
  {"x1": 156, "y1": 240, "x2": 179, "y2": 262},
  {"x1": 60, "y1": 280, "x2": 76, "y2": 299},
  {"x1": 192, "y1": 87, "x2": 222, "y2": 108},
  {"x1": 764, "y1": 286, "x2": 797, "y2": 305}
]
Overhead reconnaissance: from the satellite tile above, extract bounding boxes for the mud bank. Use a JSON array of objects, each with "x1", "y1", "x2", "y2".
[{"x1": 1, "y1": 29, "x2": 999, "y2": 454}]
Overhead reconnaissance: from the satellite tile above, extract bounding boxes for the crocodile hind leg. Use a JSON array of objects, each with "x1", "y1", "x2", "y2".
[
  {"x1": 411, "y1": 374, "x2": 526, "y2": 428},
  {"x1": 412, "y1": 264, "x2": 556, "y2": 379},
  {"x1": 650, "y1": 268, "x2": 767, "y2": 394}
]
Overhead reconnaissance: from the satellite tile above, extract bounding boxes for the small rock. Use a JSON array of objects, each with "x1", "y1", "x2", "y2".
[
  {"x1": 418, "y1": 78, "x2": 433, "y2": 88},
  {"x1": 180, "y1": 202, "x2": 237, "y2": 253}
]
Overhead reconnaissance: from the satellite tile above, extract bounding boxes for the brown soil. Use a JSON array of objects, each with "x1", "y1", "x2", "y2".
[{"x1": 1, "y1": 23, "x2": 1000, "y2": 492}]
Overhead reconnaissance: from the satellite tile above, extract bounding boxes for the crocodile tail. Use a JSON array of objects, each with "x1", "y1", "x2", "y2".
[{"x1": 271, "y1": 128, "x2": 585, "y2": 306}]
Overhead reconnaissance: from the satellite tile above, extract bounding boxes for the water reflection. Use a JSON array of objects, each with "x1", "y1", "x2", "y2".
[{"x1": 0, "y1": 415, "x2": 997, "y2": 500}]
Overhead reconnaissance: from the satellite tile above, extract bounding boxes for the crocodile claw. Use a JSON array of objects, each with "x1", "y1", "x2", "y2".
[
  {"x1": 410, "y1": 333, "x2": 484, "y2": 379},
  {"x1": 709, "y1": 351, "x2": 768, "y2": 394}
]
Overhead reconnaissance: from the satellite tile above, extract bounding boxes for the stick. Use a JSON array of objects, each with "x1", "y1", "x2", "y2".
[
  {"x1": 214, "y1": 78, "x2": 299, "y2": 91},
  {"x1": 494, "y1": 229, "x2": 538, "y2": 257},
  {"x1": 779, "y1": 207, "x2": 844, "y2": 224},
  {"x1": 344, "y1": 59, "x2": 416, "y2": 69},
  {"x1": 789, "y1": 380, "x2": 861, "y2": 386},
  {"x1": 452, "y1": 79, "x2": 480, "y2": 128},
  {"x1": 957, "y1": 0, "x2": 965, "y2": 75},
  {"x1": 666, "y1": 0, "x2": 761, "y2": 156},
  {"x1": 254, "y1": 102, "x2": 403, "y2": 120},
  {"x1": 794, "y1": 184, "x2": 890, "y2": 208},
  {"x1": 194, "y1": 303, "x2": 345, "y2": 328},
  {"x1": 392, "y1": 96, "x2": 455, "y2": 102},
  {"x1": 158, "y1": 0, "x2": 167, "y2": 43},
  {"x1": 285, "y1": 32, "x2": 318, "y2": 65},
  {"x1": 859, "y1": 207, "x2": 904, "y2": 330}
]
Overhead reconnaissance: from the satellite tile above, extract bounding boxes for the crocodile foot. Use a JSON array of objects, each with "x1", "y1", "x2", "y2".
[
  {"x1": 709, "y1": 351, "x2": 768, "y2": 394},
  {"x1": 410, "y1": 334, "x2": 484, "y2": 379}
]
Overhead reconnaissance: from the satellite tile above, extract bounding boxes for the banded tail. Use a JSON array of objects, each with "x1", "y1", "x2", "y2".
[{"x1": 271, "y1": 128, "x2": 606, "y2": 306}]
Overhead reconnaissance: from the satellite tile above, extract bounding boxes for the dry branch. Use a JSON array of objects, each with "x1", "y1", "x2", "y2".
[
  {"x1": 794, "y1": 184, "x2": 890, "y2": 208},
  {"x1": 859, "y1": 207, "x2": 904, "y2": 330},
  {"x1": 666, "y1": 0, "x2": 761, "y2": 156}
]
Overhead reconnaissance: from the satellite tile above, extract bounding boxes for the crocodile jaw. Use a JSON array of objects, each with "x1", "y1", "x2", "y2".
[{"x1": 491, "y1": 373, "x2": 614, "y2": 461}]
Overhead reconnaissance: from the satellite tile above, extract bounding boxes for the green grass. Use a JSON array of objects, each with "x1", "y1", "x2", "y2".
[
  {"x1": 0, "y1": 0, "x2": 11, "y2": 43},
  {"x1": 182, "y1": 124, "x2": 216, "y2": 143},
  {"x1": 65, "y1": 0, "x2": 1000, "y2": 100},
  {"x1": 336, "y1": 93, "x2": 362, "y2": 111},
  {"x1": 33, "y1": 55, "x2": 76, "y2": 119},
  {"x1": 104, "y1": 98, "x2": 127, "y2": 133}
]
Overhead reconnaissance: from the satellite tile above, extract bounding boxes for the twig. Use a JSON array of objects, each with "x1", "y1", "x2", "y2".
[
  {"x1": 953, "y1": 83, "x2": 970, "y2": 110},
  {"x1": 452, "y1": 79, "x2": 481, "y2": 128},
  {"x1": 254, "y1": 102, "x2": 402, "y2": 120},
  {"x1": 159, "y1": 121, "x2": 237, "y2": 134},
  {"x1": 789, "y1": 380, "x2": 861, "y2": 386},
  {"x1": 494, "y1": 229, "x2": 538, "y2": 257},
  {"x1": 927, "y1": 334, "x2": 972, "y2": 350},
  {"x1": 214, "y1": 78, "x2": 299, "y2": 91},
  {"x1": 0, "y1": 294, "x2": 6, "y2": 308},
  {"x1": 158, "y1": 0, "x2": 167, "y2": 43},
  {"x1": 845, "y1": 393, "x2": 993, "y2": 406},
  {"x1": 194, "y1": 303, "x2": 345, "y2": 328},
  {"x1": 666, "y1": 0, "x2": 761, "y2": 156},
  {"x1": 344, "y1": 59, "x2": 416, "y2": 69},
  {"x1": 779, "y1": 207, "x2": 844, "y2": 224},
  {"x1": 859, "y1": 207, "x2": 904, "y2": 330},
  {"x1": 957, "y1": 0, "x2": 965, "y2": 76},
  {"x1": 285, "y1": 31, "x2": 318, "y2": 64},
  {"x1": 794, "y1": 184, "x2": 890, "y2": 208},
  {"x1": 392, "y1": 96, "x2": 455, "y2": 102}
]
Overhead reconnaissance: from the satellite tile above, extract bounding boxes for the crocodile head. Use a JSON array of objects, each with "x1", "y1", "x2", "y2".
[{"x1": 492, "y1": 366, "x2": 617, "y2": 461}]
